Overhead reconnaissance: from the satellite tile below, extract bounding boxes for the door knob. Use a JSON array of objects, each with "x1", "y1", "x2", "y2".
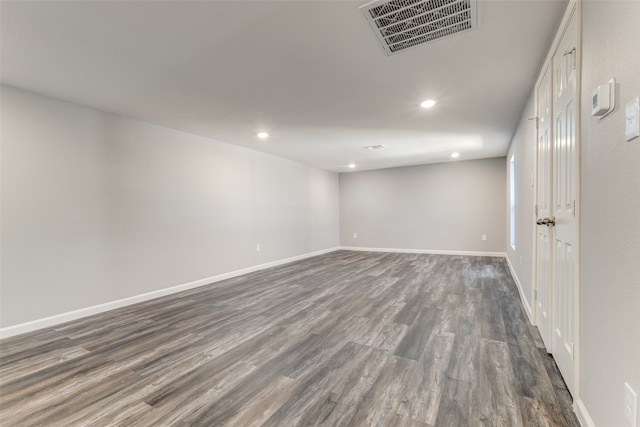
[{"x1": 536, "y1": 217, "x2": 556, "y2": 226}]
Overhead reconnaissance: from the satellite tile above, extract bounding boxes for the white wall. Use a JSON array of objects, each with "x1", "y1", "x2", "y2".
[
  {"x1": 506, "y1": 92, "x2": 536, "y2": 319},
  {"x1": 339, "y1": 158, "x2": 506, "y2": 254},
  {"x1": 0, "y1": 85, "x2": 340, "y2": 329},
  {"x1": 578, "y1": 1, "x2": 640, "y2": 426}
]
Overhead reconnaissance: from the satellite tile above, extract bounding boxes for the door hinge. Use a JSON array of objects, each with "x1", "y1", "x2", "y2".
[
  {"x1": 572, "y1": 200, "x2": 576, "y2": 217},
  {"x1": 571, "y1": 342, "x2": 575, "y2": 360},
  {"x1": 564, "y1": 47, "x2": 577, "y2": 70},
  {"x1": 535, "y1": 204, "x2": 538, "y2": 216},
  {"x1": 534, "y1": 289, "x2": 538, "y2": 301}
]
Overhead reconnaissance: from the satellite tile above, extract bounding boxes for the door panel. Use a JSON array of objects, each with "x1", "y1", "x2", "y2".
[
  {"x1": 535, "y1": 7, "x2": 579, "y2": 396},
  {"x1": 553, "y1": 240, "x2": 575, "y2": 356},
  {"x1": 535, "y1": 66, "x2": 553, "y2": 350},
  {"x1": 551, "y1": 11, "x2": 578, "y2": 393}
]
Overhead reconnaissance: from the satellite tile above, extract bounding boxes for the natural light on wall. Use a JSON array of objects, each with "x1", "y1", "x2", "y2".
[{"x1": 509, "y1": 154, "x2": 516, "y2": 250}]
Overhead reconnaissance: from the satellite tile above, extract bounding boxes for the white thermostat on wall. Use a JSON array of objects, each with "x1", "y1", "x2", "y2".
[{"x1": 592, "y1": 78, "x2": 615, "y2": 118}]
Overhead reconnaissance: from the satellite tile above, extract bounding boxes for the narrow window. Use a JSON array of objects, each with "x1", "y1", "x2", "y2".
[{"x1": 509, "y1": 154, "x2": 516, "y2": 250}]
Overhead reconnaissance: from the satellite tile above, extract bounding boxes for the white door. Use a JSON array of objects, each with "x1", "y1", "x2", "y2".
[
  {"x1": 535, "y1": 7, "x2": 579, "y2": 395},
  {"x1": 535, "y1": 65, "x2": 553, "y2": 351},
  {"x1": 550, "y1": 11, "x2": 578, "y2": 393}
]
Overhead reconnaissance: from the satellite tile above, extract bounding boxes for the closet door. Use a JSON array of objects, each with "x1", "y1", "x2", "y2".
[
  {"x1": 535, "y1": 65, "x2": 553, "y2": 351},
  {"x1": 534, "y1": 5, "x2": 579, "y2": 395},
  {"x1": 550, "y1": 9, "x2": 578, "y2": 394}
]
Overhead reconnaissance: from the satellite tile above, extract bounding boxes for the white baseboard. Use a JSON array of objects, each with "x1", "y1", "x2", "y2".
[
  {"x1": 575, "y1": 398, "x2": 596, "y2": 427},
  {"x1": 340, "y1": 246, "x2": 506, "y2": 258},
  {"x1": 0, "y1": 247, "x2": 340, "y2": 339},
  {"x1": 505, "y1": 255, "x2": 534, "y2": 324}
]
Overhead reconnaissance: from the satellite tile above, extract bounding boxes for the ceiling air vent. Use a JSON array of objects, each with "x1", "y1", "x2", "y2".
[{"x1": 360, "y1": 0, "x2": 477, "y2": 56}]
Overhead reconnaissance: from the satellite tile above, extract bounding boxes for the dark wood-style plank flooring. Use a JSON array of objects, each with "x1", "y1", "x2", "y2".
[{"x1": 0, "y1": 251, "x2": 580, "y2": 426}]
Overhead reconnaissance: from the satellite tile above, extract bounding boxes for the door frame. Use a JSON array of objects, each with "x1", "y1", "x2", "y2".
[{"x1": 532, "y1": 0, "x2": 582, "y2": 398}]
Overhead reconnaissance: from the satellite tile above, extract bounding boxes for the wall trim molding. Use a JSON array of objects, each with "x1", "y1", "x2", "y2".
[
  {"x1": 339, "y1": 246, "x2": 506, "y2": 258},
  {"x1": 0, "y1": 247, "x2": 341, "y2": 339},
  {"x1": 575, "y1": 398, "x2": 596, "y2": 427},
  {"x1": 505, "y1": 254, "x2": 534, "y2": 324}
]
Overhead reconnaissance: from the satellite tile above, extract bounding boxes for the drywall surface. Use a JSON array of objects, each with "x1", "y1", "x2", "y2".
[
  {"x1": 580, "y1": 2, "x2": 640, "y2": 426},
  {"x1": 0, "y1": 85, "x2": 340, "y2": 327},
  {"x1": 339, "y1": 158, "x2": 506, "y2": 253},
  {"x1": 506, "y1": 91, "x2": 536, "y2": 316}
]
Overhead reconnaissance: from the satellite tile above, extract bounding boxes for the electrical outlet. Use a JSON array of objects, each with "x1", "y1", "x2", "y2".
[
  {"x1": 256, "y1": 244, "x2": 261, "y2": 252},
  {"x1": 482, "y1": 234, "x2": 487, "y2": 241},
  {"x1": 624, "y1": 383, "x2": 637, "y2": 427},
  {"x1": 353, "y1": 233, "x2": 358, "y2": 239}
]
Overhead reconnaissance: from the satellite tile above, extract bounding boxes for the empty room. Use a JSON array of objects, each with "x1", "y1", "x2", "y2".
[{"x1": 1, "y1": 0, "x2": 638, "y2": 426}]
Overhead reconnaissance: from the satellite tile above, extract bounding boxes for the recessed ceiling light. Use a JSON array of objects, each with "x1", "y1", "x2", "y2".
[
  {"x1": 348, "y1": 163, "x2": 356, "y2": 168},
  {"x1": 363, "y1": 144, "x2": 385, "y2": 150},
  {"x1": 451, "y1": 152, "x2": 460, "y2": 158},
  {"x1": 257, "y1": 132, "x2": 269, "y2": 139},
  {"x1": 420, "y1": 99, "x2": 436, "y2": 109}
]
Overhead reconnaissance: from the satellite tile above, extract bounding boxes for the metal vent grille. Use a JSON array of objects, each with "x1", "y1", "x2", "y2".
[{"x1": 360, "y1": 0, "x2": 477, "y2": 55}]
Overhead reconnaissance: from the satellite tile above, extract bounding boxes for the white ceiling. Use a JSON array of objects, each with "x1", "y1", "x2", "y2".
[{"x1": 1, "y1": 0, "x2": 567, "y2": 172}]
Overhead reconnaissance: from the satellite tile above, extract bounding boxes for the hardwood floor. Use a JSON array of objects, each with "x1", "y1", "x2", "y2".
[{"x1": 0, "y1": 251, "x2": 580, "y2": 426}]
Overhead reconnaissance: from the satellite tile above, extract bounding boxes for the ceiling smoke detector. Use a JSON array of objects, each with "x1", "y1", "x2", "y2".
[{"x1": 360, "y1": 0, "x2": 478, "y2": 56}]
